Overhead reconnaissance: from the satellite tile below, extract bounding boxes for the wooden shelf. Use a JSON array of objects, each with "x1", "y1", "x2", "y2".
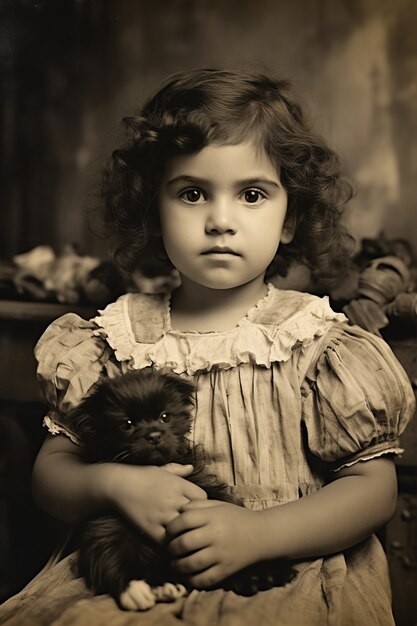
[
  {"x1": 0, "y1": 300, "x2": 97, "y2": 322},
  {"x1": 0, "y1": 300, "x2": 96, "y2": 403}
]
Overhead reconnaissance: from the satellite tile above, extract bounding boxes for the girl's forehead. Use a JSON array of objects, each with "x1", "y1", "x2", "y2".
[{"x1": 162, "y1": 141, "x2": 281, "y2": 184}]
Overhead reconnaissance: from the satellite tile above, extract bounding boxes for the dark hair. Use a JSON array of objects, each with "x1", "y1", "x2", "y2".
[{"x1": 102, "y1": 68, "x2": 354, "y2": 282}]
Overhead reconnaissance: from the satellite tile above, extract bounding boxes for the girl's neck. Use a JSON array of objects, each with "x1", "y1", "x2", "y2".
[{"x1": 170, "y1": 277, "x2": 268, "y2": 332}]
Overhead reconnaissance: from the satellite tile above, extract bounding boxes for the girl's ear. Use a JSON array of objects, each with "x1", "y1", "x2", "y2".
[{"x1": 280, "y1": 212, "x2": 297, "y2": 244}]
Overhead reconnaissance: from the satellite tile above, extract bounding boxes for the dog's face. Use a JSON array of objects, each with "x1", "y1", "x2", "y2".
[{"x1": 66, "y1": 369, "x2": 195, "y2": 465}]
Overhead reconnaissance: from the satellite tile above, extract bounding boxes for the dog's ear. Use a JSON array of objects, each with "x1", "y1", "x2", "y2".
[
  {"x1": 65, "y1": 395, "x2": 98, "y2": 444},
  {"x1": 158, "y1": 368, "x2": 196, "y2": 402}
]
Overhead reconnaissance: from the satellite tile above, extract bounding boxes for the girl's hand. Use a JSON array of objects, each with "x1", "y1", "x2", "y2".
[
  {"x1": 166, "y1": 500, "x2": 261, "y2": 589},
  {"x1": 102, "y1": 463, "x2": 207, "y2": 544}
]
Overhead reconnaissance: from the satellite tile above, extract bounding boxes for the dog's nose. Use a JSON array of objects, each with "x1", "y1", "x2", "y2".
[{"x1": 146, "y1": 430, "x2": 162, "y2": 445}]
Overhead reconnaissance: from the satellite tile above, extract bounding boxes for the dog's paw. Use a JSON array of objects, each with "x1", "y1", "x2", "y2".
[
  {"x1": 153, "y1": 582, "x2": 188, "y2": 602},
  {"x1": 119, "y1": 580, "x2": 156, "y2": 611}
]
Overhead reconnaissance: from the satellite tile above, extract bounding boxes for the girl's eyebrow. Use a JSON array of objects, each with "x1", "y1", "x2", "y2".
[
  {"x1": 166, "y1": 175, "x2": 281, "y2": 189},
  {"x1": 237, "y1": 177, "x2": 281, "y2": 189}
]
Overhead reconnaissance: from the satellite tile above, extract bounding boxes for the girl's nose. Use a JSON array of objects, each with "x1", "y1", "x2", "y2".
[{"x1": 205, "y1": 202, "x2": 237, "y2": 235}]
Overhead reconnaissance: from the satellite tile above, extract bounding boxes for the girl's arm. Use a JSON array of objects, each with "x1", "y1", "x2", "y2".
[
  {"x1": 257, "y1": 456, "x2": 397, "y2": 557},
  {"x1": 32, "y1": 435, "x2": 110, "y2": 523},
  {"x1": 167, "y1": 457, "x2": 397, "y2": 588},
  {"x1": 32, "y1": 435, "x2": 207, "y2": 543}
]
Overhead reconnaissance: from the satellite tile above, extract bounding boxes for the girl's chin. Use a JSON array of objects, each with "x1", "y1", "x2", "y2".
[{"x1": 180, "y1": 273, "x2": 266, "y2": 292}]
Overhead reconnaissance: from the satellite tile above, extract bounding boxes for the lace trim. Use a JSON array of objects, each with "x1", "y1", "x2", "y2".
[
  {"x1": 92, "y1": 288, "x2": 347, "y2": 375},
  {"x1": 43, "y1": 415, "x2": 80, "y2": 445},
  {"x1": 93, "y1": 294, "x2": 139, "y2": 362},
  {"x1": 333, "y1": 447, "x2": 404, "y2": 472}
]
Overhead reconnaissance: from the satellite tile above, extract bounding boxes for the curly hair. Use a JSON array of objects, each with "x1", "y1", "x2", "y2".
[{"x1": 101, "y1": 68, "x2": 354, "y2": 282}]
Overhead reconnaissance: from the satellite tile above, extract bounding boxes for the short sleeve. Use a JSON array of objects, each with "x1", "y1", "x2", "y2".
[
  {"x1": 35, "y1": 313, "x2": 120, "y2": 443},
  {"x1": 301, "y1": 323, "x2": 415, "y2": 471}
]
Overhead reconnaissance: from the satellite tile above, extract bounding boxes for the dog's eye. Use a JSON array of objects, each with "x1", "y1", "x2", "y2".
[
  {"x1": 160, "y1": 412, "x2": 171, "y2": 423},
  {"x1": 119, "y1": 419, "x2": 134, "y2": 432}
]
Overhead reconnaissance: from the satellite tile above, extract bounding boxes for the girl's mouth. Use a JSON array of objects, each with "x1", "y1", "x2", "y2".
[{"x1": 201, "y1": 246, "x2": 241, "y2": 256}]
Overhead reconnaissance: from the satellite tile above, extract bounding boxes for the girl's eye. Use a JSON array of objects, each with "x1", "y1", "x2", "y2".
[
  {"x1": 180, "y1": 188, "x2": 206, "y2": 204},
  {"x1": 160, "y1": 412, "x2": 171, "y2": 423},
  {"x1": 119, "y1": 419, "x2": 134, "y2": 432},
  {"x1": 240, "y1": 189, "x2": 266, "y2": 205}
]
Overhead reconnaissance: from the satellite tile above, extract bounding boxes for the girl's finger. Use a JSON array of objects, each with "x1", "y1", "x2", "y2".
[
  {"x1": 182, "y1": 482, "x2": 208, "y2": 501},
  {"x1": 188, "y1": 564, "x2": 225, "y2": 589},
  {"x1": 162, "y1": 463, "x2": 194, "y2": 476},
  {"x1": 165, "y1": 510, "x2": 206, "y2": 539},
  {"x1": 179, "y1": 499, "x2": 224, "y2": 512},
  {"x1": 146, "y1": 524, "x2": 168, "y2": 545},
  {"x1": 173, "y1": 547, "x2": 217, "y2": 575},
  {"x1": 168, "y1": 526, "x2": 209, "y2": 557}
]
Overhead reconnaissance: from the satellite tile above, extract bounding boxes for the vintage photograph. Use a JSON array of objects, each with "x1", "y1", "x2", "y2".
[{"x1": 0, "y1": 1, "x2": 416, "y2": 624}]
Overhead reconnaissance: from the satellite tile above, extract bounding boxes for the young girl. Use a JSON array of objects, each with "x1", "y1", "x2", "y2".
[{"x1": 1, "y1": 69, "x2": 414, "y2": 626}]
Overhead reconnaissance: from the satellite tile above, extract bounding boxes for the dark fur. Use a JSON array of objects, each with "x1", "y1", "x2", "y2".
[{"x1": 66, "y1": 369, "x2": 294, "y2": 603}]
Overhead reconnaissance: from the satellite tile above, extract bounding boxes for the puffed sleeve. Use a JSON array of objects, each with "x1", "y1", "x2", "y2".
[
  {"x1": 301, "y1": 323, "x2": 415, "y2": 471},
  {"x1": 34, "y1": 313, "x2": 121, "y2": 444}
]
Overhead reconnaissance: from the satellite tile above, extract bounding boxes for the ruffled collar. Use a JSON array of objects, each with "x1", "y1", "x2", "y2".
[
  {"x1": 92, "y1": 284, "x2": 347, "y2": 375},
  {"x1": 165, "y1": 282, "x2": 275, "y2": 334}
]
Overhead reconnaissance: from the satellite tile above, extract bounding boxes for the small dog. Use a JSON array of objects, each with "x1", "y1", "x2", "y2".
[{"x1": 66, "y1": 369, "x2": 294, "y2": 609}]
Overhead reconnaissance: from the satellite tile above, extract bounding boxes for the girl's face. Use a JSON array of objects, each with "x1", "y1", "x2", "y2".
[{"x1": 158, "y1": 141, "x2": 291, "y2": 291}]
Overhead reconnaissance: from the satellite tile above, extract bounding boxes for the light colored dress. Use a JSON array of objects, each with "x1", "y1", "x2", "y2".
[{"x1": 0, "y1": 284, "x2": 414, "y2": 626}]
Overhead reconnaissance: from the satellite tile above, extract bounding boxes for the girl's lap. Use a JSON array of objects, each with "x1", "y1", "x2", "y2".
[{"x1": 0, "y1": 538, "x2": 394, "y2": 626}]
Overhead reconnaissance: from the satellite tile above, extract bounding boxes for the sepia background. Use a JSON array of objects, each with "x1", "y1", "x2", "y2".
[
  {"x1": 0, "y1": 0, "x2": 416, "y2": 623},
  {"x1": 0, "y1": 0, "x2": 416, "y2": 263}
]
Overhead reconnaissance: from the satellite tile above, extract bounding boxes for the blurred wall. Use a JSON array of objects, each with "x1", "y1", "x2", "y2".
[{"x1": 0, "y1": 0, "x2": 416, "y2": 262}]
